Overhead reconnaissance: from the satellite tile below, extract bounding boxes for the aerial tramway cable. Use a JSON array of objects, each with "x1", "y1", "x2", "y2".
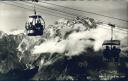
[
  {"x1": 40, "y1": 1, "x2": 128, "y2": 23},
  {"x1": 1, "y1": 1, "x2": 128, "y2": 35},
  {"x1": 24, "y1": 1, "x2": 128, "y2": 31},
  {"x1": 5, "y1": 1, "x2": 74, "y2": 19}
]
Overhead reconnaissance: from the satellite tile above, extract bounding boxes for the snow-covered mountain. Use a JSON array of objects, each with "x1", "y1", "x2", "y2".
[{"x1": 0, "y1": 17, "x2": 127, "y2": 80}]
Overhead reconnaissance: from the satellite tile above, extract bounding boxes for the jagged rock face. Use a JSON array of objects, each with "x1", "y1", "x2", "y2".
[
  {"x1": 16, "y1": 17, "x2": 97, "y2": 68},
  {"x1": 33, "y1": 54, "x2": 88, "y2": 80},
  {"x1": 44, "y1": 17, "x2": 97, "y2": 39},
  {"x1": 0, "y1": 17, "x2": 127, "y2": 80},
  {"x1": 0, "y1": 17, "x2": 97, "y2": 74},
  {"x1": 0, "y1": 34, "x2": 25, "y2": 73}
]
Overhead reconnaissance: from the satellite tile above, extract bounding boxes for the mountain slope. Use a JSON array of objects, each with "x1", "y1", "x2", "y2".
[{"x1": 0, "y1": 17, "x2": 127, "y2": 80}]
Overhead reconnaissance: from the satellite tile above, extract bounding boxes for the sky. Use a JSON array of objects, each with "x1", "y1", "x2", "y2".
[{"x1": 0, "y1": 0, "x2": 127, "y2": 32}]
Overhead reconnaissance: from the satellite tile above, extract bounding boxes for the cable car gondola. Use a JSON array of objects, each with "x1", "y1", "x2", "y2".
[
  {"x1": 25, "y1": 0, "x2": 45, "y2": 36},
  {"x1": 102, "y1": 23, "x2": 121, "y2": 63}
]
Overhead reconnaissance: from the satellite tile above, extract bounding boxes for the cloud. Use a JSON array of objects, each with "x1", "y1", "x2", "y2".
[{"x1": 32, "y1": 22, "x2": 127, "y2": 57}]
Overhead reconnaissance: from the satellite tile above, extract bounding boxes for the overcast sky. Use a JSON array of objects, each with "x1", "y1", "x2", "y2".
[{"x1": 0, "y1": 1, "x2": 127, "y2": 32}]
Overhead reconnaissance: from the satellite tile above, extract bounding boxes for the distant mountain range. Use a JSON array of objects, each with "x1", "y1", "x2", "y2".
[{"x1": 0, "y1": 17, "x2": 127, "y2": 80}]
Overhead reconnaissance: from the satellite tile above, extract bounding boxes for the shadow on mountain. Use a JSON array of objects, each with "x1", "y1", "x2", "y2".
[{"x1": 0, "y1": 66, "x2": 38, "y2": 80}]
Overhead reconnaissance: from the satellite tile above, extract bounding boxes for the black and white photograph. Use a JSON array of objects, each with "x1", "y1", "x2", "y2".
[{"x1": 0, "y1": 0, "x2": 128, "y2": 80}]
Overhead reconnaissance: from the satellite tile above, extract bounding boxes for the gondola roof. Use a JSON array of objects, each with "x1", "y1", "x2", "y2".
[
  {"x1": 103, "y1": 40, "x2": 120, "y2": 45},
  {"x1": 29, "y1": 15, "x2": 42, "y2": 18}
]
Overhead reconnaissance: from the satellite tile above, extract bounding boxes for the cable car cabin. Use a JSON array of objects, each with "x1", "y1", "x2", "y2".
[
  {"x1": 25, "y1": 15, "x2": 45, "y2": 36},
  {"x1": 102, "y1": 40, "x2": 121, "y2": 63}
]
